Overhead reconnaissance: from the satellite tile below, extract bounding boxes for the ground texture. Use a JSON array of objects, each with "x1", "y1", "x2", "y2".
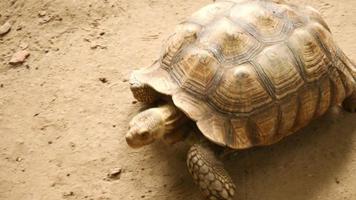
[{"x1": 0, "y1": 0, "x2": 355, "y2": 199}]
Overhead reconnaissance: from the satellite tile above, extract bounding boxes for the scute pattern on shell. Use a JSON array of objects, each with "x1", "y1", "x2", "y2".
[{"x1": 133, "y1": 0, "x2": 356, "y2": 149}]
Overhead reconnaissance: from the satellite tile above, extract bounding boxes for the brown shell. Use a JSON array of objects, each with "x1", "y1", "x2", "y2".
[{"x1": 133, "y1": 0, "x2": 355, "y2": 149}]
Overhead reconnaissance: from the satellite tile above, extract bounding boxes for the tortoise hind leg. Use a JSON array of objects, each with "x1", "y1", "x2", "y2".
[
  {"x1": 187, "y1": 144, "x2": 236, "y2": 200},
  {"x1": 342, "y1": 89, "x2": 356, "y2": 112},
  {"x1": 340, "y1": 51, "x2": 356, "y2": 112},
  {"x1": 129, "y1": 72, "x2": 159, "y2": 104}
]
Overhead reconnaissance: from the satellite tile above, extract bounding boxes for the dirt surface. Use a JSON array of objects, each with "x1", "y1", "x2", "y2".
[{"x1": 0, "y1": 0, "x2": 355, "y2": 199}]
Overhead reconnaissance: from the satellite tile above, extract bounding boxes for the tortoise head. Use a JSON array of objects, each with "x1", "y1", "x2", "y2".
[{"x1": 125, "y1": 108, "x2": 165, "y2": 148}]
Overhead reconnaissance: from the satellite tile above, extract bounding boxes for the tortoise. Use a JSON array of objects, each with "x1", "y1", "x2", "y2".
[{"x1": 126, "y1": 0, "x2": 356, "y2": 199}]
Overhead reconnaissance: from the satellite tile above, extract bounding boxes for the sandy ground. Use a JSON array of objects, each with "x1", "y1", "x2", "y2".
[{"x1": 0, "y1": 0, "x2": 355, "y2": 199}]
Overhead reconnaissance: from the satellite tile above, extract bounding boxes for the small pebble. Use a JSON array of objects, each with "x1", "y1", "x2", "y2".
[
  {"x1": 0, "y1": 22, "x2": 11, "y2": 36},
  {"x1": 63, "y1": 191, "x2": 74, "y2": 197},
  {"x1": 9, "y1": 50, "x2": 30, "y2": 65},
  {"x1": 106, "y1": 168, "x2": 122, "y2": 180},
  {"x1": 16, "y1": 157, "x2": 23, "y2": 162},
  {"x1": 99, "y1": 77, "x2": 108, "y2": 83},
  {"x1": 38, "y1": 11, "x2": 47, "y2": 17},
  {"x1": 70, "y1": 142, "x2": 76, "y2": 148},
  {"x1": 90, "y1": 44, "x2": 98, "y2": 49},
  {"x1": 104, "y1": 168, "x2": 122, "y2": 181},
  {"x1": 90, "y1": 44, "x2": 107, "y2": 49}
]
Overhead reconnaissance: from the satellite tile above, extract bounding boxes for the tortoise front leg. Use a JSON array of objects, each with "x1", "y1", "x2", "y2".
[
  {"x1": 187, "y1": 144, "x2": 236, "y2": 200},
  {"x1": 129, "y1": 72, "x2": 159, "y2": 104}
]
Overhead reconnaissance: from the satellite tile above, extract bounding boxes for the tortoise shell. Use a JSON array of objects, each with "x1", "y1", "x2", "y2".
[{"x1": 132, "y1": 0, "x2": 355, "y2": 149}]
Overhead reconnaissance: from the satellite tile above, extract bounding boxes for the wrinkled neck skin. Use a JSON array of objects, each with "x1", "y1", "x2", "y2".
[
  {"x1": 155, "y1": 103, "x2": 187, "y2": 138},
  {"x1": 158, "y1": 100, "x2": 237, "y2": 158}
]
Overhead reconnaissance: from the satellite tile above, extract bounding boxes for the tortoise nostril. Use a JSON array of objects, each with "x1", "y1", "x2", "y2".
[{"x1": 141, "y1": 131, "x2": 150, "y2": 139}]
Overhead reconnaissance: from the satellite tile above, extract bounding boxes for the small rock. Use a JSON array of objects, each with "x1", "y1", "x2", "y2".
[
  {"x1": 0, "y1": 22, "x2": 11, "y2": 36},
  {"x1": 38, "y1": 11, "x2": 47, "y2": 17},
  {"x1": 39, "y1": 16, "x2": 52, "y2": 24},
  {"x1": 90, "y1": 44, "x2": 98, "y2": 49},
  {"x1": 16, "y1": 157, "x2": 23, "y2": 162},
  {"x1": 69, "y1": 142, "x2": 76, "y2": 148},
  {"x1": 55, "y1": 15, "x2": 63, "y2": 21},
  {"x1": 99, "y1": 77, "x2": 108, "y2": 83},
  {"x1": 106, "y1": 168, "x2": 122, "y2": 180},
  {"x1": 90, "y1": 43, "x2": 107, "y2": 50},
  {"x1": 63, "y1": 191, "x2": 74, "y2": 197},
  {"x1": 9, "y1": 50, "x2": 30, "y2": 65}
]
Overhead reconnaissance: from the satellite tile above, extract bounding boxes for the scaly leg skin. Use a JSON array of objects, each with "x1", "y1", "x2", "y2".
[
  {"x1": 187, "y1": 144, "x2": 236, "y2": 200},
  {"x1": 126, "y1": 103, "x2": 187, "y2": 148},
  {"x1": 342, "y1": 89, "x2": 356, "y2": 112},
  {"x1": 129, "y1": 72, "x2": 159, "y2": 104}
]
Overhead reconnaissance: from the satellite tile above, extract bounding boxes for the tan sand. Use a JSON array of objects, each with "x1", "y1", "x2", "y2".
[{"x1": 0, "y1": 0, "x2": 355, "y2": 199}]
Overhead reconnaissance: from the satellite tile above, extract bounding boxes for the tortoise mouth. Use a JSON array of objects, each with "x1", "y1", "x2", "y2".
[{"x1": 125, "y1": 129, "x2": 155, "y2": 149}]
